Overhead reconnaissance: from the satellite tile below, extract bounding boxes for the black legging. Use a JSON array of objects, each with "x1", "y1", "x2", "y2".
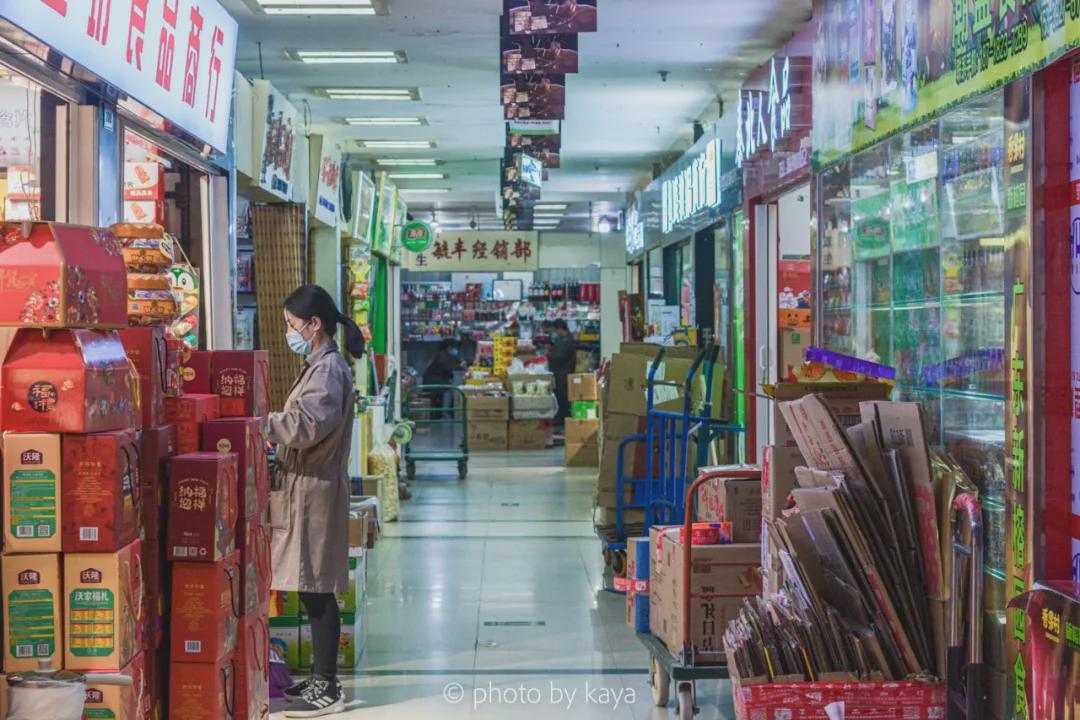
[{"x1": 300, "y1": 592, "x2": 340, "y2": 681}]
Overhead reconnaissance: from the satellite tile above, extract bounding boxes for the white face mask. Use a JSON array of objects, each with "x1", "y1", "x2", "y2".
[{"x1": 286, "y1": 321, "x2": 313, "y2": 356}]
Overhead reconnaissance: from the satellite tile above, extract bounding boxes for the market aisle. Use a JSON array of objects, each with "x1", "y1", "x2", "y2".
[{"x1": 271, "y1": 450, "x2": 733, "y2": 719}]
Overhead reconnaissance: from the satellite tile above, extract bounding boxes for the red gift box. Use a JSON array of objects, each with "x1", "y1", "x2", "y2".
[
  {"x1": 211, "y1": 350, "x2": 270, "y2": 418},
  {"x1": 0, "y1": 222, "x2": 127, "y2": 329},
  {"x1": 61, "y1": 430, "x2": 141, "y2": 553},
  {"x1": 181, "y1": 350, "x2": 213, "y2": 395},
  {"x1": 168, "y1": 652, "x2": 236, "y2": 720},
  {"x1": 236, "y1": 515, "x2": 271, "y2": 617},
  {"x1": 141, "y1": 537, "x2": 166, "y2": 651},
  {"x1": 118, "y1": 326, "x2": 168, "y2": 428},
  {"x1": 201, "y1": 417, "x2": 262, "y2": 520},
  {"x1": 235, "y1": 614, "x2": 270, "y2": 720},
  {"x1": 170, "y1": 551, "x2": 241, "y2": 664},
  {"x1": 138, "y1": 424, "x2": 174, "y2": 541},
  {"x1": 167, "y1": 452, "x2": 237, "y2": 563},
  {"x1": 2, "y1": 328, "x2": 140, "y2": 433},
  {"x1": 165, "y1": 394, "x2": 219, "y2": 455}
]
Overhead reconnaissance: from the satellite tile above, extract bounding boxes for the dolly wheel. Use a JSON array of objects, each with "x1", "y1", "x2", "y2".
[
  {"x1": 676, "y1": 682, "x2": 694, "y2": 720},
  {"x1": 602, "y1": 548, "x2": 612, "y2": 568},
  {"x1": 458, "y1": 461, "x2": 468, "y2": 480},
  {"x1": 650, "y1": 657, "x2": 670, "y2": 707},
  {"x1": 406, "y1": 461, "x2": 416, "y2": 481},
  {"x1": 610, "y1": 550, "x2": 626, "y2": 577}
]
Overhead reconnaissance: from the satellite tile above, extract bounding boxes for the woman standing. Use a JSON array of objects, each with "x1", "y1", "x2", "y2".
[{"x1": 265, "y1": 284, "x2": 365, "y2": 718}]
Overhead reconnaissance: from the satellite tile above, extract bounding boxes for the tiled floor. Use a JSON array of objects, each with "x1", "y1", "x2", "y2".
[{"x1": 270, "y1": 450, "x2": 734, "y2": 719}]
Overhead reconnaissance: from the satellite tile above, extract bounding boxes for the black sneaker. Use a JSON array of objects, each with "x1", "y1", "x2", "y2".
[
  {"x1": 285, "y1": 678, "x2": 343, "y2": 702},
  {"x1": 284, "y1": 678, "x2": 345, "y2": 718}
]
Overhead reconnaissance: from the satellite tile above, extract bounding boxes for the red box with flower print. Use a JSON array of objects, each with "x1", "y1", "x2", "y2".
[
  {"x1": 211, "y1": 351, "x2": 270, "y2": 419},
  {"x1": 118, "y1": 327, "x2": 168, "y2": 428},
  {"x1": 0, "y1": 222, "x2": 127, "y2": 328},
  {"x1": 1, "y1": 328, "x2": 140, "y2": 434}
]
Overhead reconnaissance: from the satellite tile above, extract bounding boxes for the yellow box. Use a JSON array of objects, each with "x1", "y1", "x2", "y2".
[
  {"x1": 3, "y1": 433, "x2": 63, "y2": 553},
  {"x1": 63, "y1": 540, "x2": 143, "y2": 671},
  {"x1": 2, "y1": 553, "x2": 62, "y2": 672}
]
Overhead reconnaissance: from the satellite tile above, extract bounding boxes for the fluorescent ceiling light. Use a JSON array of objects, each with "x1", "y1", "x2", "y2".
[
  {"x1": 319, "y1": 87, "x2": 420, "y2": 101},
  {"x1": 345, "y1": 117, "x2": 426, "y2": 126},
  {"x1": 257, "y1": 0, "x2": 378, "y2": 15},
  {"x1": 291, "y1": 50, "x2": 404, "y2": 64},
  {"x1": 534, "y1": 204, "x2": 568, "y2": 211},
  {"x1": 398, "y1": 188, "x2": 451, "y2": 194},
  {"x1": 387, "y1": 173, "x2": 447, "y2": 180},
  {"x1": 375, "y1": 159, "x2": 439, "y2": 166},
  {"x1": 360, "y1": 140, "x2": 436, "y2": 149},
  {"x1": 533, "y1": 213, "x2": 564, "y2": 218}
]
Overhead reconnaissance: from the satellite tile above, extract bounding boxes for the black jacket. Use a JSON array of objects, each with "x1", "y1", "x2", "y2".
[{"x1": 548, "y1": 334, "x2": 577, "y2": 376}]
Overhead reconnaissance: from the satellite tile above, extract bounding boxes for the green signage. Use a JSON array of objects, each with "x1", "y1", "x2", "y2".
[
  {"x1": 401, "y1": 221, "x2": 433, "y2": 253},
  {"x1": 813, "y1": 0, "x2": 1080, "y2": 168}
]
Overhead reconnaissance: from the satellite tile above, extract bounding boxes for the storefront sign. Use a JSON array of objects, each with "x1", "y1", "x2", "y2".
[
  {"x1": 372, "y1": 173, "x2": 397, "y2": 258},
  {"x1": 1010, "y1": 584, "x2": 1080, "y2": 720},
  {"x1": 256, "y1": 82, "x2": 297, "y2": 202},
  {"x1": 0, "y1": 0, "x2": 237, "y2": 153},
  {"x1": 401, "y1": 221, "x2": 432, "y2": 253},
  {"x1": 313, "y1": 140, "x2": 342, "y2": 228},
  {"x1": 736, "y1": 56, "x2": 793, "y2": 167},
  {"x1": 405, "y1": 231, "x2": 539, "y2": 272},
  {"x1": 625, "y1": 201, "x2": 644, "y2": 255},
  {"x1": 813, "y1": 0, "x2": 1080, "y2": 168},
  {"x1": 661, "y1": 133, "x2": 721, "y2": 234}
]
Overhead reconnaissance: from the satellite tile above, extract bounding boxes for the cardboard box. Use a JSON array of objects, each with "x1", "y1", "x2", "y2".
[
  {"x1": 565, "y1": 418, "x2": 599, "y2": 446},
  {"x1": 141, "y1": 538, "x2": 165, "y2": 650},
  {"x1": 138, "y1": 424, "x2": 174, "y2": 541},
  {"x1": 118, "y1": 326, "x2": 167, "y2": 428},
  {"x1": 82, "y1": 650, "x2": 149, "y2": 720},
  {"x1": 170, "y1": 551, "x2": 241, "y2": 663},
  {"x1": 338, "y1": 555, "x2": 367, "y2": 614},
  {"x1": 508, "y1": 419, "x2": 548, "y2": 450},
  {"x1": 62, "y1": 430, "x2": 141, "y2": 553},
  {"x1": 301, "y1": 612, "x2": 363, "y2": 670},
  {"x1": 510, "y1": 394, "x2": 557, "y2": 419},
  {"x1": 201, "y1": 417, "x2": 264, "y2": 520},
  {"x1": 235, "y1": 614, "x2": 270, "y2": 720},
  {"x1": 3, "y1": 432, "x2": 62, "y2": 552},
  {"x1": 168, "y1": 651, "x2": 236, "y2": 720},
  {"x1": 467, "y1": 421, "x2": 508, "y2": 451},
  {"x1": 2, "y1": 329, "x2": 140, "y2": 433},
  {"x1": 626, "y1": 537, "x2": 651, "y2": 633},
  {"x1": 167, "y1": 452, "x2": 237, "y2": 562},
  {"x1": 270, "y1": 590, "x2": 301, "y2": 619},
  {"x1": 211, "y1": 350, "x2": 270, "y2": 418},
  {"x1": 568, "y1": 373, "x2": 599, "y2": 402},
  {"x1": 779, "y1": 327, "x2": 810, "y2": 382},
  {"x1": 565, "y1": 442, "x2": 599, "y2": 468},
  {"x1": 181, "y1": 350, "x2": 213, "y2": 394},
  {"x1": 269, "y1": 615, "x2": 301, "y2": 671},
  {"x1": 697, "y1": 473, "x2": 762, "y2": 543},
  {"x1": 236, "y1": 515, "x2": 270, "y2": 617},
  {"x1": 2, "y1": 553, "x2": 62, "y2": 671},
  {"x1": 466, "y1": 394, "x2": 510, "y2": 421},
  {"x1": 165, "y1": 394, "x2": 220, "y2": 455},
  {"x1": 648, "y1": 527, "x2": 760, "y2": 657},
  {"x1": 768, "y1": 382, "x2": 891, "y2": 521},
  {"x1": 604, "y1": 351, "x2": 693, "y2": 417},
  {"x1": 0, "y1": 222, "x2": 127, "y2": 328},
  {"x1": 571, "y1": 400, "x2": 599, "y2": 419},
  {"x1": 63, "y1": 539, "x2": 144, "y2": 671}
]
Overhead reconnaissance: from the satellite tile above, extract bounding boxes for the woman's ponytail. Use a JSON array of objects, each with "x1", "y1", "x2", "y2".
[
  {"x1": 337, "y1": 312, "x2": 367, "y2": 361},
  {"x1": 283, "y1": 284, "x2": 367, "y2": 361}
]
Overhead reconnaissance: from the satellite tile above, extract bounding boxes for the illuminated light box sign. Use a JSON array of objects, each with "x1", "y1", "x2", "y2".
[
  {"x1": 625, "y1": 201, "x2": 644, "y2": 255},
  {"x1": 0, "y1": 0, "x2": 238, "y2": 153},
  {"x1": 661, "y1": 134, "x2": 722, "y2": 235},
  {"x1": 502, "y1": 34, "x2": 578, "y2": 75},
  {"x1": 736, "y1": 55, "x2": 794, "y2": 167}
]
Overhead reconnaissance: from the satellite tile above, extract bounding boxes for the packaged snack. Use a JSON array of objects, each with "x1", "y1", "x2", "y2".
[{"x1": 127, "y1": 288, "x2": 178, "y2": 325}]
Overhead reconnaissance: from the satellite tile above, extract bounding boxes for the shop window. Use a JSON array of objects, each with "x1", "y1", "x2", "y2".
[{"x1": 0, "y1": 71, "x2": 67, "y2": 222}]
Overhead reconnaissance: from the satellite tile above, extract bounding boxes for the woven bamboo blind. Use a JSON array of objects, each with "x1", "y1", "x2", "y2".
[{"x1": 251, "y1": 203, "x2": 307, "y2": 411}]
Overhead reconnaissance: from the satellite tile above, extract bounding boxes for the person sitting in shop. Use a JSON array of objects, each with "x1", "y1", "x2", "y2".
[
  {"x1": 423, "y1": 338, "x2": 467, "y2": 417},
  {"x1": 265, "y1": 284, "x2": 366, "y2": 718},
  {"x1": 547, "y1": 319, "x2": 577, "y2": 429}
]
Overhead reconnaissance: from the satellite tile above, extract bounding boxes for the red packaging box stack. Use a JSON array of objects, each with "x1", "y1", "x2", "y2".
[
  {"x1": 181, "y1": 350, "x2": 213, "y2": 394},
  {"x1": 138, "y1": 424, "x2": 175, "y2": 542},
  {"x1": 167, "y1": 452, "x2": 237, "y2": 562},
  {"x1": 201, "y1": 417, "x2": 265, "y2": 520},
  {"x1": 236, "y1": 614, "x2": 271, "y2": 720},
  {"x1": 165, "y1": 393, "x2": 220, "y2": 455},
  {"x1": 170, "y1": 550, "x2": 241, "y2": 664},
  {"x1": 118, "y1": 326, "x2": 169, "y2": 428},
  {"x1": 211, "y1": 350, "x2": 270, "y2": 418},
  {"x1": 61, "y1": 430, "x2": 141, "y2": 553},
  {"x1": 168, "y1": 650, "x2": 237, "y2": 720}
]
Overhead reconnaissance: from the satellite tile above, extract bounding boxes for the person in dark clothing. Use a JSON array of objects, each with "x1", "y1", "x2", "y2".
[
  {"x1": 423, "y1": 339, "x2": 465, "y2": 417},
  {"x1": 547, "y1": 319, "x2": 577, "y2": 426}
]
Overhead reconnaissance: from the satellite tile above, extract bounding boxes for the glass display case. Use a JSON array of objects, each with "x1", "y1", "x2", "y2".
[{"x1": 818, "y1": 88, "x2": 1017, "y2": 684}]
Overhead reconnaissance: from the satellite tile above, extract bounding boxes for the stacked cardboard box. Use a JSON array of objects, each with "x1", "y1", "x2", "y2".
[
  {"x1": 0, "y1": 223, "x2": 153, "y2": 717},
  {"x1": 506, "y1": 373, "x2": 555, "y2": 450},
  {"x1": 565, "y1": 374, "x2": 599, "y2": 467},
  {"x1": 465, "y1": 391, "x2": 510, "y2": 452},
  {"x1": 625, "y1": 537, "x2": 650, "y2": 633}
]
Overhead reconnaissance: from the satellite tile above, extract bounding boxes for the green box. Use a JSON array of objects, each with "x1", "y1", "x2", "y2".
[
  {"x1": 571, "y1": 401, "x2": 598, "y2": 420},
  {"x1": 336, "y1": 555, "x2": 368, "y2": 614},
  {"x1": 272, "y1": 590, "x2": 302, "y2": 618},
  {"x1": 301, "y1": 612, "x2": 364, "y2": 670},
  {"x1": 269, "y1": 616, "x2": 302, "y2": 671}
]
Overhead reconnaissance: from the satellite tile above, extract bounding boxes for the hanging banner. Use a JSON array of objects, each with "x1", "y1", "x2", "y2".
[
  {"x1": 313, "y1": 139, "x2": 342, "y2": 229},
  {"x1": 372, "y1": 174, "x2": 398, "y2": 259},
  {"x1": 405, "y1": 231, "x2": 540, "y2": 272},
  {"x1": 501, "y1": 74, "x2": 565, "y2": 120},
  {"x1": 502, "y1": 34, "x2": 579, "y2": 74},
  {"x1": 507, "y1": 119, "x2": 560, "y2": 136},
  {"x1": 507, "y1": 129, "x2": 560, "y2": 168},
  {"x1": 253, "y1": 81, "x2": 298, "y2": 201},
  {"x1": 813, "y1": 0, "x2": 1080, "y2": 168},
  {"x1": 504, "y1": 0, "x2": 598, "y2": 35},
  {"x1": 0, "y1": 0, "x2": 238, "y2": 153}
]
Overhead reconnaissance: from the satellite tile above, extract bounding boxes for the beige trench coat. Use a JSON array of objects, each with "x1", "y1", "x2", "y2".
[{"x1": 264, "y1": 341, "x2": 355, "y2": 594}]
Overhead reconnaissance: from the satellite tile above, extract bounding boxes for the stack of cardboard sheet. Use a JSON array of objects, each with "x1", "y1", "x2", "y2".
[{"x1": 726, "y1": 394, "x2": 970, "y2": 683}]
